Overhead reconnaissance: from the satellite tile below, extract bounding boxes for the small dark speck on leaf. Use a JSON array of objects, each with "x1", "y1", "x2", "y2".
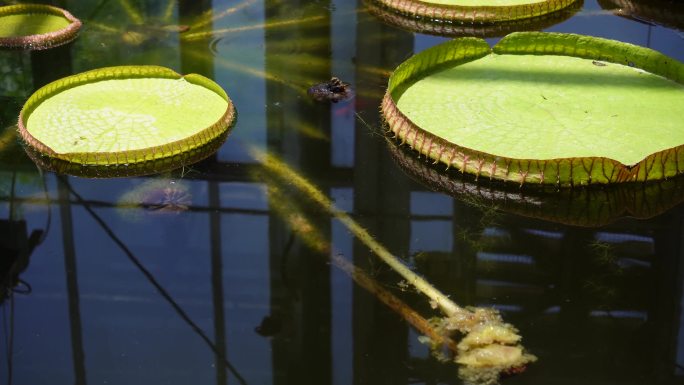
[
  {"x1": 541, "y1": 94, "x2": 547, "y2": 100},
  {"x1": 592, "y1": 60, "x2": 607, "y2": 67}
]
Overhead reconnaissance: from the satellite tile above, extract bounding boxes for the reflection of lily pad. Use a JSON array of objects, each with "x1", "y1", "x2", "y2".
[
  {"x1": 598, "y1": 0, "x2": 684, "y2": 31},
  {"x1": 388, "y1": 138, "x2": 684, "y2": 227},
  {"x1": 365, "y1": 0, "x2": 582, "y2": 37},
  {"x1": 18, "y1": 65, "x2": 235, "y2": 176},
  {"x1": 0, "y1": 4, "x2": 82, "y2": 50},
  {"x1": 382, "y1": 32, "x2": 684, "y2": 187},
  {"x1": 366, "y1": 0, "x2": 579, "y2": 24},
  {"x1": 117, "y1": 179, "x2": 192, "y2": 221}
]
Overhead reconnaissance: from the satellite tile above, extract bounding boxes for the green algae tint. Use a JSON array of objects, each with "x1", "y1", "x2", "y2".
[
  {"x1": 19, "y1": 66, "x2": 236, "y2": 168},
  {"x1": 0, "y1": 14, "x2": 70, "y2": 37},
  {"x1": 382, "y1": 32, "x2": 684, "y2": 186},
  {"x1": 396, "y1": 54, "x2": 684, "y2": 166}
]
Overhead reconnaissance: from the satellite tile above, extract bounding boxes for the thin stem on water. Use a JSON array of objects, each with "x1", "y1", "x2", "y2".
[
  {"x1": 190, "y1": 0, "x2": 257, "y2": 30},
  {"x1": 250, "y1": 147, "x2": 463, "y2": 318}
]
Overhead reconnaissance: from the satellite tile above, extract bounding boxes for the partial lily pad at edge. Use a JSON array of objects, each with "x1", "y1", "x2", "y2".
[
  {"x1": 18, "y1": 65, "x2": 236, "y2": 177},
  {"x1": 382, "y1": 32, "x2": 684, "y2": 187},
  {"x1": 365, "y1": 0, "x2": 582, "y2": 37},
  {"x1": 366, "y1": 0, "x2": 580, "y2": 24},
  {"x1": 0, "y1": 4, "x2": 82, "y2": 50}
]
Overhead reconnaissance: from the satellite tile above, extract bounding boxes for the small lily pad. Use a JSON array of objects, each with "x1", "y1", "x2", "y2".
[
  {"x1": 18, "y1": 65, "x2": 236, "y2": 176},
  {"x1": 382, "y1": 32, "x2": 684, "y2": 186},
  {"x1": 366, "y1": 0, "x2": 580, "y2": 24},
  {"x1": 0, "y1": 4, "x2": 82, "y2": 50}
]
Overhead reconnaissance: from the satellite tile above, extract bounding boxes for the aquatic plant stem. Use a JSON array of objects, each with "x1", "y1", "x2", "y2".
[
  {"x1": 262, "y1": 175, "x2": 458, "y2": 351},
  {"x1": 161, "y1": 0, "x2": 177, "y2": 23},
  {"x1": 250, "y1": 147, "x2": 462, "y2": 318},
  {"x1": 61, "y1": 177, "x2": 248, "y2": 385},
  {"x1": 190, "y1": 0, "x2": 257, "y2": 30},
  {"x1": 181, "y1": 15, "x2": 326, "y2": 41}
]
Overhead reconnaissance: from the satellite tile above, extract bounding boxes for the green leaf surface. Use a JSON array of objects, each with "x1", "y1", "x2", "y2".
[
  {"x1": 27, "y1": 77, "x2": 227, "y2": 153},
  {"x1": 396, "y1": 54, "x2": 684, "y2": 166},
  {"x1": 0, "y1": 14, "x2": 70, "y2": 37}
]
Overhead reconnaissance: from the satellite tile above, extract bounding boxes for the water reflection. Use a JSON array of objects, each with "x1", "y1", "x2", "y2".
[{"x1": 2, "y1": 0, "x2": 684, "y2": 384}]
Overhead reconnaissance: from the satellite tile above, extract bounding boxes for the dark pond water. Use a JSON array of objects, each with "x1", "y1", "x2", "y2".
[{"x1": 2, "y1": 0, "x2": 684, "y2": 384}]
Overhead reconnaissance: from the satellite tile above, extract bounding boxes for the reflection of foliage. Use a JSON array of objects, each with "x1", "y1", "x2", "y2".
[
  {"x1": 584, "y1": 240, "x2": 623, "y2": 306},
  {"x1": 116, "y1": 178, "x2": 192, "y2": 221},
  {"x1": 0, "y1": 52, "x2": 31, "y2": 98}
]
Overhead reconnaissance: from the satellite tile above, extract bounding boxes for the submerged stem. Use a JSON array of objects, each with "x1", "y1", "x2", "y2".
[
  {"x1": 250, "y1": 147, "x2": 537, "y2": 384},
  {"x1": 250, "y1": 146, "x2": 462, "y2": 317}
]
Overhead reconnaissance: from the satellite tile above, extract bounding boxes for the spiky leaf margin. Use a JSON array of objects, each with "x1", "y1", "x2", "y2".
[
  {"x1": 0, "y1": 4, "x2": 82, "y2": 50},
  {"x1": 388, "y1": 138, "x2": 684, "y2": 227},
  {"x1": 367, "y1": 0, "x2": 579, "y2": 24},
  {"x1": 365, "y1": 0, "x2": 582, "y2": 38},
  {"x1": 18, "y1": 65, "x2": 236, "y2": 168},
  {"x1": 381, "y1": 32, "x2": 684, "y2": 187}
]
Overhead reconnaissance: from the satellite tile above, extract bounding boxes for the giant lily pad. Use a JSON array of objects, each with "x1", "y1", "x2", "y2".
[
  {"x1": 365, "y1": 0, "x2": 582, "y2": 37},
  {"x1": 0, "y1": 4, "x2": 82, "y2": 50},
  {"x1": 367, "y1": 0, "x2": 579, "y2": 24},
  {"x1": 382, "y1": 32, "x2": 684, "y2": 187},
  {"x1": 18, "y1": 65, "x2": 235, "y2": 176}
]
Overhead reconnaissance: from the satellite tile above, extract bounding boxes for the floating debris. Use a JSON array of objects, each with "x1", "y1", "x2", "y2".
[{"x1": 307, "y1": 77, "x2": 354, "y2": 103}]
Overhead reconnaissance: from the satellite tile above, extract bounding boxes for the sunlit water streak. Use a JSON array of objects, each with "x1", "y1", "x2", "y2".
[
  {"x1": 116, "y1": 0, "x2": 144, "y2": 24},
  {"x1": 191, "y1": 0, "x2": 258, "y2": 30},
  {"x1": 181, "y1": 15, "x2": 327, "y2": 41},
  {"x1": 162, "y1": 0, "x2": 176, "y2": 23}
]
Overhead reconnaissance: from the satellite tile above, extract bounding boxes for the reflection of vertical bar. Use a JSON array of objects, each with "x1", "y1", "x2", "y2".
[
  {"x1": 352, "y1": 6, "x2": 413, "y2": 383},
  {"x1": 58, "y1": 177, "x2": 87, "y2": 385},
  {"x1": 178, "y1": 4, "x2": 223, "y2": 382},
  {"x1": 265, "y1": 1, "x2": 333, "y2": 384},
  {"x1": 179, "y1": 0, "x2": 214, "y2": 77},
  {"x1": 209, "y1": 181, "x2": 227, "y2": 385}
]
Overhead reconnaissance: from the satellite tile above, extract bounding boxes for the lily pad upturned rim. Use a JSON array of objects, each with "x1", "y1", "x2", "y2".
[
  {"x1": 0, "y1": 4, "x2": 82, "y2": 50},
  {"x1": 367, "y1": 0, "x2": 580, "y2": 24},
  {"x1": 381, "y1": 32, "x2": 684, "y2": 187},
  {"x1": 365, "y1": 0, "x2": 582, "y2": 37},
  {"x1": 18, "y1": 65, "x2": 236, "y2": 168},
  {"x1": 23, "y1": 129, "x2": 230, "y2": 178}
]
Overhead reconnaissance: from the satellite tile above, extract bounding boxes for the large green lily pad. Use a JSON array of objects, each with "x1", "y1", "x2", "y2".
[
  {"x1": 382, "y1": 32, "x2": 684, "y2": 187},
  {"x1": 0, "y1": 4, "x2": 82, "y2": 50},
  {"x1": 367, "y1": 0, "x2": 579, "y2": 24},
  {"x1": 19, "y1": 65, "x2": 235, "y2": 175}
]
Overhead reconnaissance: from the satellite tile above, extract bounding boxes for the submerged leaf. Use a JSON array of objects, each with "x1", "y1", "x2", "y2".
[{"x1": 382, "y1": 32, "x2": 684, "y2": 186}]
